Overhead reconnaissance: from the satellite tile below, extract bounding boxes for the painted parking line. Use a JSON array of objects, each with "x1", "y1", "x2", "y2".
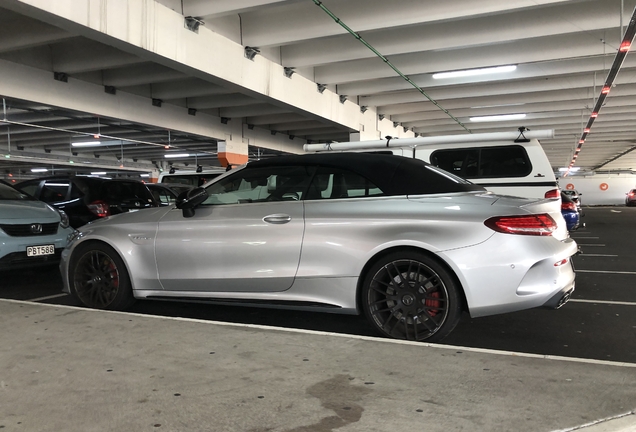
[
  {"x1": 570, "y1": 299, "x2": 636, "y2": 306},
  {"x1": 576, "y1": 244, "x2": 606, "y2": 247},
  {"x1": 576, "y1": 269, "x2": 636, "y2": 275},
  {"x1": 28, "y1": 293, "x2": 68, "y2": 302},
  {"x1": 571, "y1": 237, "x2": 599, "y2": 239},
  {"x1": 552, "y1": 411, "x2": 636, "y2": 432},
  {"x1": 577, "y1": 254, "x2": 617, "y2": 257},
  {"x1": 3, "y1": 298, "x2": 636, "y2": 369}
]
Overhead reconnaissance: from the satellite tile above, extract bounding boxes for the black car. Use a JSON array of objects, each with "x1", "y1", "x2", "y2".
[
  {"x1": 146, "y1": 183, "x2": 193, "y2": 206},
  {"x1": 16, "y1": 176, "x2": 158, "y2": 228}
]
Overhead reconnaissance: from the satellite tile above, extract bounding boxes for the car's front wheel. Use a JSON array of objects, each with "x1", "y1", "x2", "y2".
[
  {"x1": 361, "y1": 251, "x2": 462, "y2": 342},
  {"x1": 69, "y1": 242, "x2": 135, "y2": 310}
]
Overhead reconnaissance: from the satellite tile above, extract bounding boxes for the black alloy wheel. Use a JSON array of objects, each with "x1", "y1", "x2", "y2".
[
  {"x1": 362, "y1": 251, "x2": 462, "y2": 342},
  {"x1": 70, "y1": 242, "x2": 135, "y2": 310}
]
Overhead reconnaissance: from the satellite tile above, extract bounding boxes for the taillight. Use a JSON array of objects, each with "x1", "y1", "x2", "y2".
[
  {"x1": 619, "y1": 40, "x2": 631, "y2": 52},
  {"x1": 87, "y1": 200, "x2": 111, "y2": 218},
  {"x1": 484, "y1": 214, "x2": 557, "y2": 236},
  {"x1": 561, "y1": 201, "x2": 577, "y2": 211},
  {"x1": 544, "y1": 189, "x2": 560, "y2": 199}
]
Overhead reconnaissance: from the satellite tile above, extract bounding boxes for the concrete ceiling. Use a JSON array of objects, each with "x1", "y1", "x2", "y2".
[{"x1": 1, "y1": 0, "x2": 636, "y2": 181}]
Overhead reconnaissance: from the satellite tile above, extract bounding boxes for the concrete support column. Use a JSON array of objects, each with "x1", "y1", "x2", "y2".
[
  {"x1": 218, "y1": 120, "x2": 248, "y2": 167},
  {"x1": 218, "y1": 140, "x2": 248, "y2": 167},
  {"x1": 149, "y1": 169, "x2": 160, "y2": 184}
]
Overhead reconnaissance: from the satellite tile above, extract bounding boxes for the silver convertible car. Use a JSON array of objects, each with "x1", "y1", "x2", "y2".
[{"x1": 60, "y1": 153, "x2": 577, "y2": 342}]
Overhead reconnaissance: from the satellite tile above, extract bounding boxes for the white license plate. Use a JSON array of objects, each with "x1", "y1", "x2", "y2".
[{"x1": 26, "y1": 245, "x2": 55, "y2": 257}]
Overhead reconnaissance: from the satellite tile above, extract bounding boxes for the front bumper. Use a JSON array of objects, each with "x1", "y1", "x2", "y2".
[{"x1": 0, "y1": 248, "x2": 63, "y2": 271}]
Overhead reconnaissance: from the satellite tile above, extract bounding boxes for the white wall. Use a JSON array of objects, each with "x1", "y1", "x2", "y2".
[{"x1": 557, "y1": 174, "x2": 636, "y2": 205}]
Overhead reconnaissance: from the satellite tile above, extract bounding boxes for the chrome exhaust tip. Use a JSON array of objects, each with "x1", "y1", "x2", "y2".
[{"x1": 556, "y1": 289, "x2": 574, "y2": 309}]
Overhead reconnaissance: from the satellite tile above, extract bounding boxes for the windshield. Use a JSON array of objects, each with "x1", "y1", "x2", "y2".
[
  {"x1": 0, "y1": 181, "x2": 35, "y2": 201},
  {"x1": 160, "y1": 173, "x2": 223, "y2": 187}
]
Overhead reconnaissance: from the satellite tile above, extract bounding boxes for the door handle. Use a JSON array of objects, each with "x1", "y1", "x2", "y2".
[{"x1": 263, "y1": 214, "x2": 292, "y2": 224}]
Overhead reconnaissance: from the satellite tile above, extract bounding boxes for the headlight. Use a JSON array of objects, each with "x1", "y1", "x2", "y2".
[
  {"x1": 67, "y1": 230, "x2": 84, "y2": 246},
  {"x1": 58, "y1": 209, "x2": 70, "y2": 229}
]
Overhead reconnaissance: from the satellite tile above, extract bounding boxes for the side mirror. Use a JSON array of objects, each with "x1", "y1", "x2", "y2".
[{"x1": 176, "y1": 187, "x2": 209, "y2": 218}]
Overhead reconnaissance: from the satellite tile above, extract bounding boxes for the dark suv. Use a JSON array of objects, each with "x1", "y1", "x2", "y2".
[{"x1": 16, "y1": 176, "x2": 158, "y2": 228}]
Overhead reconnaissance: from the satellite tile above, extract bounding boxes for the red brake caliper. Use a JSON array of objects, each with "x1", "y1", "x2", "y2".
[
  {"x1": 107, "y1": 261, "x2": 119, "y2": 288},
  {"x1": 425, "y1": 291, "x2": 440, "y2": 317}
]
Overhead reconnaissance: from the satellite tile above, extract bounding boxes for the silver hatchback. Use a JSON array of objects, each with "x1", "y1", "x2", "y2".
[{"x1": 60, "y1": 153, "x2": 576, "y2": 342}]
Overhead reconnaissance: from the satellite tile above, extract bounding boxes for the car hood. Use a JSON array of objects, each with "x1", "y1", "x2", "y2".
[{"x1": 0, "y1": 200, "x2": 60, "y2": 222}]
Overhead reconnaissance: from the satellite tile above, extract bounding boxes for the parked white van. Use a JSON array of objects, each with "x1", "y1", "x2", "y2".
[{"x1": 304, "y1": 129, "x2": 559, "y2": 201}]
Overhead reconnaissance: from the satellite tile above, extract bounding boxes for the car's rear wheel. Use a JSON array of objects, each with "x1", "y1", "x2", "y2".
[
  {"x1": 69, "y1": 242, "x2": 135, "y2": 310},
  {"x1": 362, "y1": 251, "x2": 462, "y2": 342}
]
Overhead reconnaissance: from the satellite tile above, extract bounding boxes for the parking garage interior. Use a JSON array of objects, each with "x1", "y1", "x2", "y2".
[{"x1": 1, "y1": 1, "x2": 636, "y2": 431}]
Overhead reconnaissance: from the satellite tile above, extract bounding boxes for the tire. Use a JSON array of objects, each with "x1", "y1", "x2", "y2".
[
  {"x1": 361, "y1": 251, "x2": 462, "y2": 342},
  {"x1": 69, "y1": 242, "x2": 135, "y2": 310}
]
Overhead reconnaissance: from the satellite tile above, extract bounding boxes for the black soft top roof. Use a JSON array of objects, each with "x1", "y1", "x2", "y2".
[{"x1": 245, "y1": 152, "x2": 485, "y2": 195}]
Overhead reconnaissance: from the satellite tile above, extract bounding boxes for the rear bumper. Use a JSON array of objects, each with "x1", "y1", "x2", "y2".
[
  {"x1": 439, "y1": 236, "x2": 578, "y2": 318},
  {"x1": 542, "y1": 284, "x2": 575, "y2": 309}
]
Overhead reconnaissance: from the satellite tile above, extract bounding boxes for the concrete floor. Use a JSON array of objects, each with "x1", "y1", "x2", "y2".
[{"x1": 1, "y1": 299, "x2": 634, "y2": 432}]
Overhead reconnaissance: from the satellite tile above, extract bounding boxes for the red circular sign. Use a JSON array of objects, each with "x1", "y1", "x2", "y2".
[
  {"x1": 565, "y1": 183, "x2": 575, "y2": 190},
  {"x1": 600, "y1": 183, "x2": 609, "y2": 191}
]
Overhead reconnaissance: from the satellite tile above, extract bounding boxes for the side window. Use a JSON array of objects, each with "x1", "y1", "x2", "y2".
[
  {"x1": 431, "y1": 149, "x2": 479, "y2": 178},
  {"x1": 345, "y1": 172, "x2": 383, "y2": 197},
  {"x1": 40, "y1": 180, "x2": 70, "y2": 202},
  {"x1": 479, "y1": 146, "x2": 531, "y2": 177},
  {"x1": 202, "y1": 165, "x2": 315, "y2": 205},
  {"x1": 102, "y1": 182, "x2": 153, "y2": 201},
  {"x1": 431, "y1": 145, "x2": 531, "y2": 179},
  {"x1": 306, "y1": 167, "x2": 384, "y2": 200},
  {"x1": 69, "y1": 181, "x2": 86, "y2": 200},
  {"x1": 16, "y1": 181, "x2": 39, "y2": 197},
  {"x1": 151, "y1": 189, "x2": 174, "y2": 205}
]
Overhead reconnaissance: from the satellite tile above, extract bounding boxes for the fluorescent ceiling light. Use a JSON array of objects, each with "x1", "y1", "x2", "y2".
[
  {"x1": 91, "y1": 171, "x2": 107, "y2": 175},
  {"x1": 72, "y1": 140, "x2": 134, "y2": 147},
  {"x1": 31, "y1": 168, "x2": 48, "y2": 173},
  {"x1": 470, "y1": 113, "x2": 527, "y2": 122},
  {"x1": 559, "y1": 167, "x2": 580, "y2": 172},
  {"x1": 164, "y1": 153, "x2": 191, "y2": 158},
  {"x1": 71, "y1": 141, "x2": 102, "y2": 147},
  {"x1": 433, "y1": 65, "x2": 517, "y2": 80},
  {"x1": 140, "y1": 174, "x2": 150, "y2": 178}
]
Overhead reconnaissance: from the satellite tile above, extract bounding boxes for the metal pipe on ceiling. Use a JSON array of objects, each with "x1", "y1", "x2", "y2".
[{"x1": 311, "y1": 0, "x2": 471, "y2": 134}]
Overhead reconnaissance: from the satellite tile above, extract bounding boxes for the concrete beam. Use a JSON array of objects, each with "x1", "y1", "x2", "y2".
[{"x1": 5, "y1": 0, "x2": 363, "y2": 132}]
